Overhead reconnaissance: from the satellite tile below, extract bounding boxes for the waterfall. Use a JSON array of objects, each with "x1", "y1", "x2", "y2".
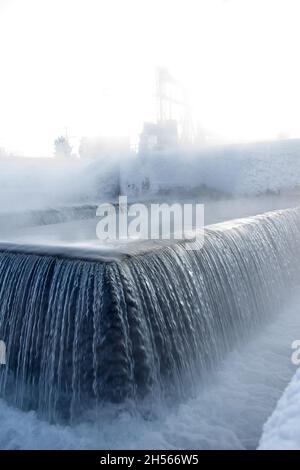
[{"x1": 0, "y1": 207, "x2": 300, "y2": 423}]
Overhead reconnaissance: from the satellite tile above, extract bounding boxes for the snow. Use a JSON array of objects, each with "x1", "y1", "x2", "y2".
[
  {"x1": 1, "y1": 138, "x2": 300, "y2": 214},
  {"x1": 120, "y1": 139, "x2": 300, "y2": 198},
  {"x1": 258, "y1": 367, "x2": 300, "y2": 450}
]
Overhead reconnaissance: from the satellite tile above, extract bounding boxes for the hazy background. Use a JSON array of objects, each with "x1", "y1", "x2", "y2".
[{"x1": 0, "y1": 0, "x2": 300, "y2": 156}]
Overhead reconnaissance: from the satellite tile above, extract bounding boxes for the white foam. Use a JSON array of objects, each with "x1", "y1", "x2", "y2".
[{"x1": 1, "y1": 294, "x2": 299, "y2": 450}]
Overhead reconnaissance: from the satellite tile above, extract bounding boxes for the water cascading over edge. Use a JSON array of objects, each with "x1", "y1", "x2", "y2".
[{"x1": 0, "y1": 207, "x2": 300, "y2": 423}]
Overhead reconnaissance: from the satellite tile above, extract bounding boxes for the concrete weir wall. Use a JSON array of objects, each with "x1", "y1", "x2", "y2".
[{"x1": 0, "y1": 208, "x2": 300, "y2": 423}]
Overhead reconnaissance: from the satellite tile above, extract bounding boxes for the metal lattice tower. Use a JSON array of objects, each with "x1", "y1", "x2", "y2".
[{"x1": 156, "y1": 67, "x2": 194, "y2": 143}]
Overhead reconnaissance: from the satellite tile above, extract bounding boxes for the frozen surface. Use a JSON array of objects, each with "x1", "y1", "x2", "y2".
[
  {"x1": 2, "y1": 139, "x2": 300, "y2": 216},
  {"x1": 121, "y1": 139, "x2": 300, "y2": 198},
  {"x1": 258, "y1": 368, "x2": 300, "y2": 450}
]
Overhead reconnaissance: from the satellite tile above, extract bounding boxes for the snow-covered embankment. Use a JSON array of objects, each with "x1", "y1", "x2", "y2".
[{"x1": 259, "y1": 367, "x2": 300, "y2": 450}]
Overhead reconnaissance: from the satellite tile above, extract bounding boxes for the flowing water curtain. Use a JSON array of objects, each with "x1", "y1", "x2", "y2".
[{"x1": 0, "y1": 208, "x2": 300, "y2": 422}]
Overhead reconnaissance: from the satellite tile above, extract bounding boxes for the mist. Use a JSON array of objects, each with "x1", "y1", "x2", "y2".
[
  {"x1": 1, "y1": 0, "x2": 300, "y2": 155},
  {"x1": 1, "y1": 0, "x2": 300, "y2": 458}
]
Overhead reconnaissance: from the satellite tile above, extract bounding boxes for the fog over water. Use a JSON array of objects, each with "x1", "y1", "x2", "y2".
[{"x1": 1, "y1": 0, "x2": 300, "y2": 452}]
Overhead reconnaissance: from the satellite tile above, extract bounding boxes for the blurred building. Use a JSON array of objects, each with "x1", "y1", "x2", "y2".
[{"x1": 139, "y1": 120, "x2": 178, "y2": 152}]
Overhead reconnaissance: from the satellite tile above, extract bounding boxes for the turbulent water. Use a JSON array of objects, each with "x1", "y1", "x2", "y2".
[
  {"x1": 0, "y1": 207, "x2": 300, "y2": 446},
  {"x1": 0, "y1": 209, "x2": 300, "y2": 448},
  {"x1": 0, "y1": 292, "x2": 299, "y2": 450}
]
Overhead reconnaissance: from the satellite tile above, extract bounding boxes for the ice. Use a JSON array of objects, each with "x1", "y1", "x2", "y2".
[{"x1": 259, "y1": 367, "x2": 300, "y2": 450}]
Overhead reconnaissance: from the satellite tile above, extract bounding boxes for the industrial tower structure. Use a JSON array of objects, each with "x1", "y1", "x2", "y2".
[{"x1": 139, "y1": 68, "x2": 194, "y2": 152}]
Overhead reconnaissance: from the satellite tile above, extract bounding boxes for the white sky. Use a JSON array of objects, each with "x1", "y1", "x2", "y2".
[{"x1": 0, "y1": 0, "x2": 300, "y2": 156}]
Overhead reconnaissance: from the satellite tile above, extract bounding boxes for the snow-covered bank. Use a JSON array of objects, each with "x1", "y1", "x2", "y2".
[
  {"x1": 2, "y1": 138, "x2": 300, "y2": 213},
  {"x1": 258, "y1": 367, "x2": 300, "y2": 450},
  {"x1": 121, "y1": 139, "x2": 300, "y2": 198}
]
